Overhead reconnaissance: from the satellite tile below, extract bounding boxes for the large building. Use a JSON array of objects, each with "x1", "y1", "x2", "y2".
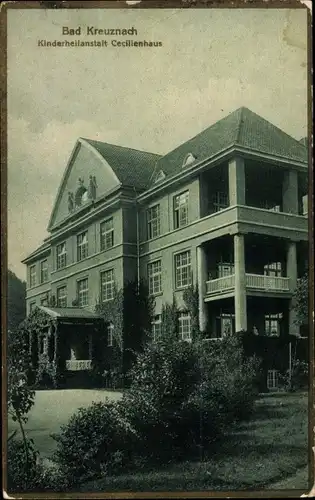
[{"x1": 22, "y1": 107, "x2": 308, "y2": 387}]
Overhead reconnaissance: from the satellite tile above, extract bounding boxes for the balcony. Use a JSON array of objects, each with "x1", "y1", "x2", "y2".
[
  {"x1": 66, "y1": 359, "x2": 92, "y2": 371},
  {"x1": 206, "y1": 275, "x2": 235, "y2": 295},
  {"x1": 246, "y1": 274, "x2": 290, "y2": 292},
  {"x1": 205, "y1": 273, "x2": 290, "y2": 297}
]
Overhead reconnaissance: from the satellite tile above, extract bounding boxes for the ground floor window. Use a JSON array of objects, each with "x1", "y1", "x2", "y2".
[
  {"x1": 152, "y1": 314, "x2": 162, "y2": 342},
  {"x1": 178, "y1": 312, "x2": 191, "y2": 341},
  {"x1": 107, "y1": 323, "x2": 114, "y2": 347},
  {"x1": 265, "y1": 313, "x2": 282, "y2": 337},
  {"x1": 39, "y1": 336, "x2": 48, "y2": 355},
  {"x1": 215, "y1": 313, "x2": 235, "y2": 338},
  {"x1": 267, "y1": 369, "x2": 279, "y2": 390}
]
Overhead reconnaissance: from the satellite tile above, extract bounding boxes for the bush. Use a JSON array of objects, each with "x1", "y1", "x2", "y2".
[
  {"x1": 121, "y1": 334, "x2": 260, "y2": 462},
  {"x1": 279, "y1": 359, "x2": 308, "y2": 391},
  {"x1": 7, "y1": 436, "x2": 43, "y2": 492},
  {"x1": 51, "y1": 400, "x2": 138, "y2": 485},
  {"x1": 120, "y1": 340, "x2": 200, "y2": 462}
]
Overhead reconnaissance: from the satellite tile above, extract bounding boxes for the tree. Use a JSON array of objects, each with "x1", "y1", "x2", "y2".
[
  {"x1": 293, "y1": 273, "x2": 309, "y2": 327},
  {"x1": 7, "y1": 270, "x2": 26, "y2": 333}
]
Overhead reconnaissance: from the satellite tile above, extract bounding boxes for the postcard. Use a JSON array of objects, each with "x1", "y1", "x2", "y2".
[{"x1": 3, "y1": 1, "x2": 313, "y2": 497}]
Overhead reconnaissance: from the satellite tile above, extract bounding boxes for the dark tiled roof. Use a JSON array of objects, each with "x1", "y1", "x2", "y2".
[
  {"x1": 39, "y1": 306, "x2": 101, "y2": 320},
  {"x1": 154, "y1": 107, "x2": 307, "y2": 182},
  {"x1": 83, "y1": 138, "x2": 161, "y2": 191}
]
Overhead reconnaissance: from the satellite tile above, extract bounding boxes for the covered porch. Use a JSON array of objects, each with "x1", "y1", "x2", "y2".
[{"x1": 27, "y1": 306, "x2": 106, "y2": 388}]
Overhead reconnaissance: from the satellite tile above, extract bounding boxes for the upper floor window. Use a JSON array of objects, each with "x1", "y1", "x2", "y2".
[
  {"x1": 265, "y1": 313, "x2": 282, "y2": 337},
  {"x1": 56, "y1": 242, "x2": 67, "y2": 270},
  {"x1": 40, "y1": 294, "x2": 49, "y2": 306},
  {"x1": 77, "y1": 231, "x2": 88, "y2": 261},
  {"x1": 175, "y1": 250, "x2": 191, "y2": 289},
  {"x1": 264, "y1": 262, "x2": 282, "y2": 277},
  {"x1": 147, "y1": 204, "x2": 160, "y2": 240},
  {"x1": 29, "y1": 265, "x2": 36, "y2": 288},
  {"x1": 218, "y1": 262, "x2": 235, "y2": 278},
  {"x1": 101, "y1": 269, "x2": 115, "y2": 302},
  {"x1": 213, "y1": 192, "x2": 229, "y2": 212},
  {"x1": 57, "y1": 286, "x2": 67, "y2": 307},
  {"x1": 100, "y1": 218, "x2": 114, "y2": 251},
  {"x1": 152, "y1": 314, "x2": 162, "y2": 342},
  {"x1": 29, "y1": 301, "x2": 36, "y2": 313},
  {"x1": 148, "y1": 260, "x2": 162, "y2": 295},
  {"x1": 40, "y1": 260, "x2": 48, "y2": 283},
  {"x1": 302, "y1": 195, "x2": 308, "y2": 216},
  {"x1": 77, "y1": 278, "x2": 89, "y2": 307},
  {"x1": 174, "y1": 191, "x2": 189, "y2": 229},
  {"x1": 107, "y1": 322, "x2": 114, "y2": 347},
  {"x1": 178, "y1": 312, "x2": 191, "y2": 341}
]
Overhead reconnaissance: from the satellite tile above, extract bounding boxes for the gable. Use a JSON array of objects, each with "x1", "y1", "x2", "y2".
[{"x1": 48, "y1": 139, "x2": 121, "y2": 230}]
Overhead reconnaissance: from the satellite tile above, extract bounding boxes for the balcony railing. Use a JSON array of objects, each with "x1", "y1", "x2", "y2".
[
  {"x1": 206, "y1": 275, "x2": 235, "y2": 294},
  {"x1": 205, "y1": 273, "x2": 290, "y2": 295},
  {"x1": 246, "y1": 274, "x2": 290, "y2": 291},
  {"x1": 66, "y1": 359, "x2": 92, "y2": 371}
]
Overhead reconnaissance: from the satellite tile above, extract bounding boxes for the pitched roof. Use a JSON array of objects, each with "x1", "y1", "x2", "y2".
[
  {"x1": 154, "y1": 107, "x2": 307, "y2": 182},
  {"x1": 83, "y1": 138, "x2": 161, "y2": 191},
  {"x1": 21, "y1": 242, "x2": 51, "y2": 263},
  {"x1": 38, "y1": 306, "x2": 101, "y2": 320}
]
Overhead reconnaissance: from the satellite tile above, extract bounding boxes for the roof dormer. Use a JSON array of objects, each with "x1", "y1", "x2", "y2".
[
  {"x1": 182, "y1": 152, "x2": 197, "y2": 168},
  {"x1": 154, "y1": 169, "x2": 166, "y2": 184}
]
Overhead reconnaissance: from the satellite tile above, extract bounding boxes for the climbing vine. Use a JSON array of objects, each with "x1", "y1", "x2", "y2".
[{"x1": 183, "y1": 282, "x2": 200, "y2": 340}]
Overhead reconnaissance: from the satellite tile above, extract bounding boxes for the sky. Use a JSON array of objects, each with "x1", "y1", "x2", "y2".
[{"x1": 7, "y1": 7, "x2": 308, "y2": 280}]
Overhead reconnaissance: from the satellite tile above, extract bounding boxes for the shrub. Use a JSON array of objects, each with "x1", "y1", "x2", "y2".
[
  {"x1": 7, "y1": 436, "x2": 42, "y2": 492},
  {"x1": 279, "y1": 359, "x2": 308, "y2": 391},
  {"x1": 121, "y1": 334, "x2": 260, "y2": 462},
  {"x1": 120, "y1": 340, "x2": 200, "y2": 462},
  {"x1": 51, "y1": 400, "x2": 138, "y2": 485}
]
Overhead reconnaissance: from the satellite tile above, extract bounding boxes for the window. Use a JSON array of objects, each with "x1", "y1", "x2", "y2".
[
  {"x1": 267, "y1": 369, "x2": 279, "y2": 390},
  {"x1": 39, "y1": 336, "x2": 48, "y2": 355},
  {"x1": 77, "y1": 278, "x2": 89, "y2": 307},
  {"x1": 77, "y1": 231, "x2": 88, "y2": 261},
  {"x1": 107, "y1": 323, "x2": 114, "y2": 347},
  {"x1": 100, "y1": 218, "x2": 114, "y2": 251},
  {"x1": 178, "y1": 312, "x2": 191, "y2": 341},
  {"x1": 56, "y1": 242, "x2": 67, "y2": 269},
  {"x1": 148, "y1": 260, "x2": 162, "y2": 295},
  {"x1": 29, "y1": 301, "x2": 36, "y2": 313},
  {"x1": 40, "y1": 260, "x2": 48, "y2": 283},
  {"x1": 264, "y1": 262, "x2": 282, "y2": 277},
  {"x1": 174, "y1": 191, "x2": 189, "y2": 229},
  {"x1": 218, "y1": 262, "x2": 235, "y2": 277},
  {"x1": 147, "y1": 205, "x2": 160, "y2": 239},
  {"x1": 29, "y1": 265, "x2": 36, "y2": 287},
  {"x1": 57, "y1": 286, "x2": 67, "y2": 307},
  {"x1": 220, "y1": 313, "x2": 235, "y2": 337},
  {"x1": 40, "y1": 295, "x2": 48, "y2": 306},
  {"x1": 175, "y1": 251, "x2": 191, "y2": 289},
  {"x1": 213, "y1": 192, "x2": 229, "y2": 212},
  {"x1": 302, "y1": 195, "x2": 308, "y2": 216},
  {"x1": 101, "y1": 270, "x2": 115, "y2": 302},
  {"x1": 152, "y1": 315, "x2": 162, "y2": 342},
  {"x1": 265, "y1": 313, "x2": 282, "y2": 337}
]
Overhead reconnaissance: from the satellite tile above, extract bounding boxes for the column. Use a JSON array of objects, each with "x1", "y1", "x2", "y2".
[
  {"x1": 234, "y1": 234, "x2": 247, "y2": 332},
  {"x1": 282, "y1": 169, "x2": 298, "y2": 214},
  {"x1": 197, "y1": 245, "x2": 208, "y2": 332},
  {"x1": 287, "y1": 241, "x2": 299, "y2": 336},
  {"x1": 228, "y1": 156, "x2": 245, "y2": 206}
]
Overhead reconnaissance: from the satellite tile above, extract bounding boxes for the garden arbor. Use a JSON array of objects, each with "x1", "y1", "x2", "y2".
[{"x1": 21, "y1": 306, "x2": 105, "y2": 388}]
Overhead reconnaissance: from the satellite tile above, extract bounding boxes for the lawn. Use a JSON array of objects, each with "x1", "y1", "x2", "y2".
[
  {"x1": 8, "y1": 390, "x2": 310, "y2": 492},
  {"x1": 79, "y1": 391, "x2": 309, "y2": 492},
  {"x1": 8, "y1": 389, "x2": 122, "y2": 461}
]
